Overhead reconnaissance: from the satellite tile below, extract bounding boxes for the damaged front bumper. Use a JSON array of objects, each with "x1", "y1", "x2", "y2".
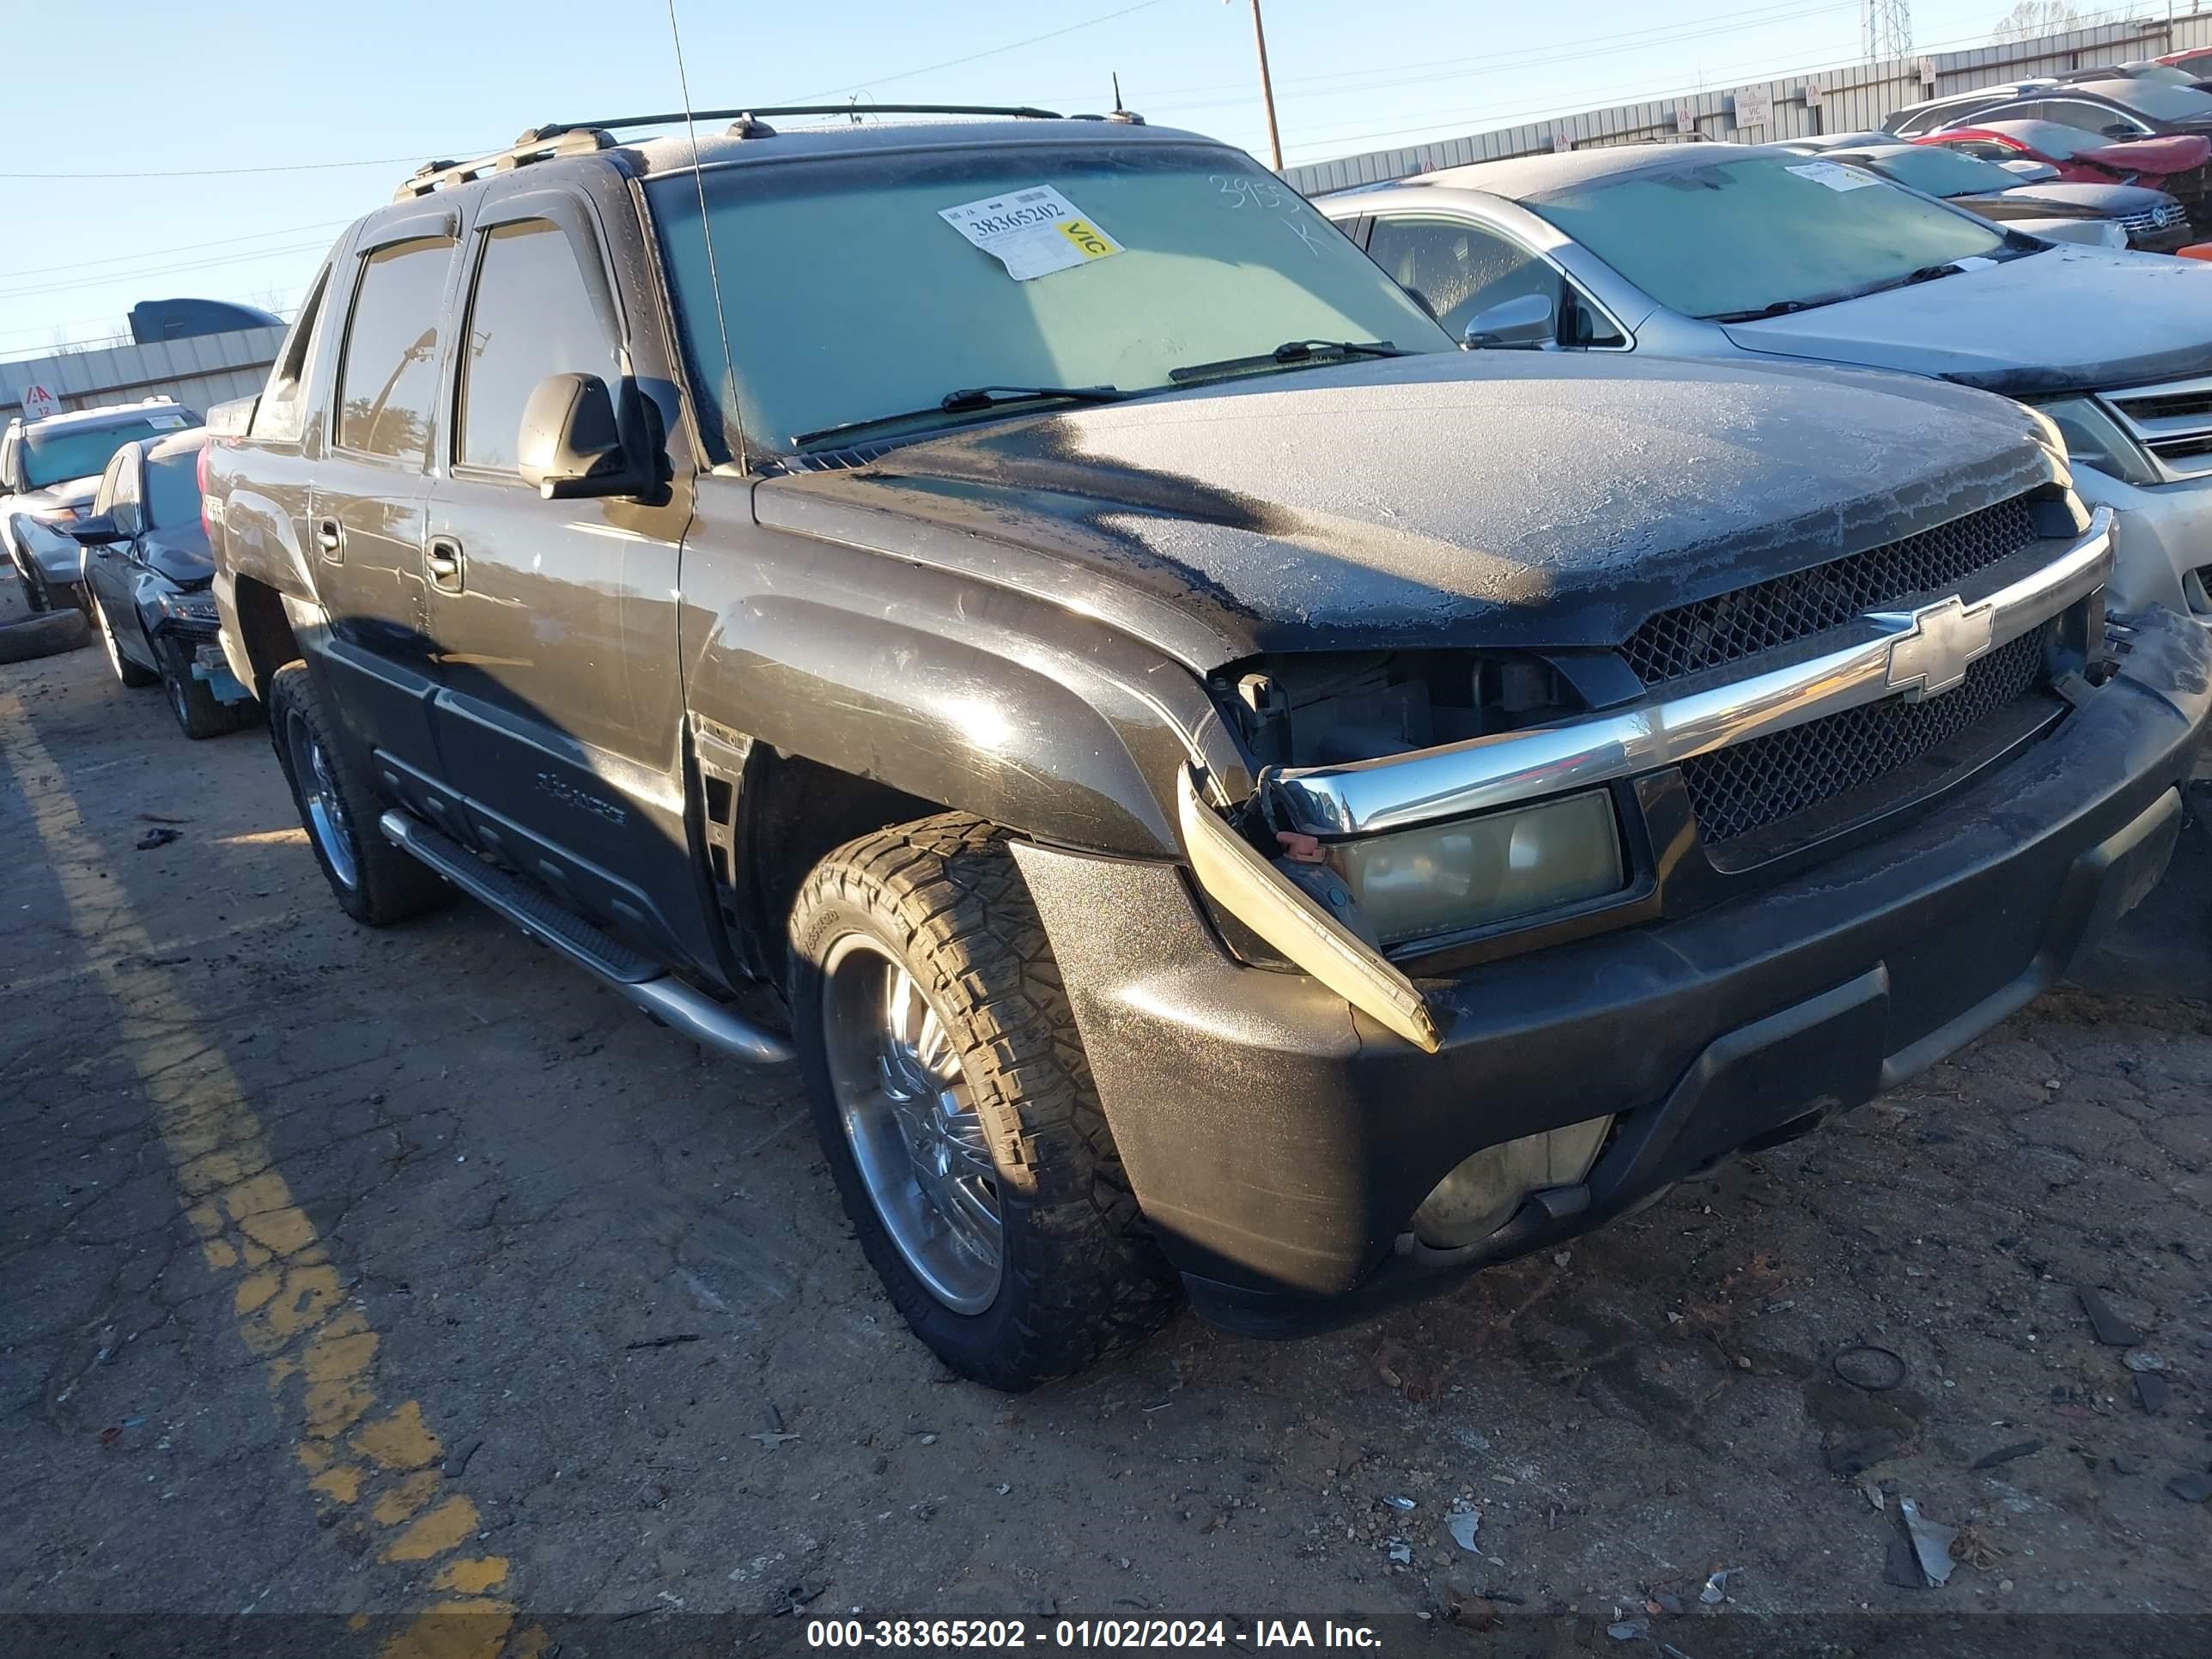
[{"x1": 1012, "y1": 605, "x2": 2212, "y2": 1337}]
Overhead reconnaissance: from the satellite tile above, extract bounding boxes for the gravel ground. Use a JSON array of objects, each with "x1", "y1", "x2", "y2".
[{"x1": 2, "y1": 635, "x2": 2209, "y2": 1657}]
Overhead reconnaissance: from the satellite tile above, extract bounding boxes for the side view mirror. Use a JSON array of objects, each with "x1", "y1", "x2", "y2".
[
  {"x1": 65, "y1": 513, "x2": 126, "y2": 545},
  {"x1": 1462, "y1": 292, "x2": 1557, "y2": 350},
  {"x1": 2102, "y1": 124, "x2": 2138, "y2": 138},
  {"x1": 517, "y1": 372, "x2": 659, "y2": 501}
]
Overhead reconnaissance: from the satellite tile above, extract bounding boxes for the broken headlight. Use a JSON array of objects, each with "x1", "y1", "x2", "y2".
[
  {"x1": 155, "y1": 591, "x2": 221, "y2": 625},
  {"x1": 1328, "y1": 788, "x2": 1626, "y2": 947}
]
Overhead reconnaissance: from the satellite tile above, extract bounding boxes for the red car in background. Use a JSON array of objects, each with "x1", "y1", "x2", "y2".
[{"x1": 1916, "y1": 119, "x2": 2212, "y2": 222}]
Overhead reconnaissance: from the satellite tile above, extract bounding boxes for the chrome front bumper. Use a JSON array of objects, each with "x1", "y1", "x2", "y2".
[{"x1": 1270, "y1": 507, "x2": 2115, "y2": 838}]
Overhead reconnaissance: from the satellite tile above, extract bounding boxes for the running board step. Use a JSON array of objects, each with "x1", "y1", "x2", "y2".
[{"x1": 378, "y1": 809, "x2": 793, "y2": 1066}]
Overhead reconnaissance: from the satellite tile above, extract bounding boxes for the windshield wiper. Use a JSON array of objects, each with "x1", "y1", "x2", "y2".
[
  {"x1": 1167, "y1": 338, "x2": 1409, "y2": 386},
  {"x1": 1702, "y1": 298, "x2": 1823, "y2": 323},
  {"x1": 792, "y1": 384, "x2": 1127, "y2": 447}
]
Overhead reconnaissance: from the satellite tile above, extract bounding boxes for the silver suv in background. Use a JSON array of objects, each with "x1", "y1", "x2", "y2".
[
  {"x1": 1318, "y1": 146, "x2": 2212, "y2": 624},
  {"x1": 0, "y1": 398, "x2": 198, "y2": 613}
]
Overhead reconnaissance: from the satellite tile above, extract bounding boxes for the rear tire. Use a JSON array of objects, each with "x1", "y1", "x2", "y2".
[
  {"x1": 265, "y1": 661, "x2": 449, "y2": 926},
  {"x1": 94, "y1": 595, "x2": 160, "y2": 688},
  {"x1": 787, "y1": 813, "x2": 1178, "y2": 1390}
]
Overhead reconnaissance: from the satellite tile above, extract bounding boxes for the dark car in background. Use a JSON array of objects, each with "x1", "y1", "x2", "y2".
[
  {"x1": 69, "y1": 427, "x2": 258, "y2": 738},
  {"x1": 1789, "y1": 139, "x2": 2195, "y2": 252},
  {"x1": 1, "y1": 399, "x2": 198, "y2": 614}
]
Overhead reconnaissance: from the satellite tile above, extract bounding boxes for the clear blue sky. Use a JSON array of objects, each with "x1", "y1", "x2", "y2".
[{"x1": 0, "y1": 0, "x2": 2053, "y2": 354}]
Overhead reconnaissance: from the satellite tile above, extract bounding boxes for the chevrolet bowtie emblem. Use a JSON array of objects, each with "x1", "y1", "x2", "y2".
[{"x1": 1875, "y1": 595, "x2": 1994, "y2": 702}]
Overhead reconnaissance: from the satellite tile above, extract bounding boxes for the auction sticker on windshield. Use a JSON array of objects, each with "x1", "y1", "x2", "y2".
[
  {"x1": 939, "y1": 186, "x2": 1123, "y2": 281},
  {"x1": 1785, "y1": 161, "x2": 1879, "y2": 192}
]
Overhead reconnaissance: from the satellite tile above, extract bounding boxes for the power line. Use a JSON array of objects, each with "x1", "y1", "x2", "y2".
[
  {"x1": 0, "y1": 240, "x2": 337, "y2": 304},
  {"x1": 1278, "y1": 0, "x2": 2161, "y2": 160},
  {"x1": 0, "y1": 148, "x2": 491, "y2": 182},
  {"x1": 0, "y1": 219, "x2": 350, "y2": 285},
  {"x1": 1039, "y1": 0, "x2": 1869, "y2": 109},
  {"x1": 777, "y1": 0, "x2": 1172, "y2": 101}
]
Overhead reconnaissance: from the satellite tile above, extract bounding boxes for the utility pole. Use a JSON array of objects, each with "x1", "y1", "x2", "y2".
[{"x1": 1241, "y1": 0, "x2": 1285, "y2": 172}]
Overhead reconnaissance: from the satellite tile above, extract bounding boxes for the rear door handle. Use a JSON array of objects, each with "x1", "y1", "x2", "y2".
[
  {"x1": 426, "y1": 534, "x2": 465, "y2": 594},
  {"x1": 314, "y1": 518, "x2": 343, "y2": 562}
]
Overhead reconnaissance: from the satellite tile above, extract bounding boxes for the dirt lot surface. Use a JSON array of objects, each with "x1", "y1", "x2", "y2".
[{"x1": 4, "y1": 631, "x2": 2211, "y2": 1656}]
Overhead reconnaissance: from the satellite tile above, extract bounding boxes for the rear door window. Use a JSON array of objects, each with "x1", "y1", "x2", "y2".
[
  {"x1": 335, "y1": 237, "x2": 457, "y2": 463},
  {"x1": 454, "y1": 219, "x2": 621, "y2": 473}
]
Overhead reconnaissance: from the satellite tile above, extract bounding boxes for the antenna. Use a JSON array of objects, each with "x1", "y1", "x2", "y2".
[
  {"x1": 1112, "y1": 72, "x2": 1125, "y2": 115},
  {"x1": 1863, "y1": 0, "x2": 1912, "y2": 61},
  {"x1": 665, "y1": 0, "x2": 750, "y2": 468}
]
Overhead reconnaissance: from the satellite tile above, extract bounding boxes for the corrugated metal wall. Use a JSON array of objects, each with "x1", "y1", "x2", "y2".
[
  {"x1": 0, "y1": 325, "x2": 285, "y2": 426},
  {"x1": 1287, "y1": 12, "x2": 2212, "y2": 194}
]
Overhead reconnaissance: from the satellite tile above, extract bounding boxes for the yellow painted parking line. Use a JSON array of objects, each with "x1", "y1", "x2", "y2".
[{"x1": 0, "y1": 694, "x2": 535, "y2": 1659}]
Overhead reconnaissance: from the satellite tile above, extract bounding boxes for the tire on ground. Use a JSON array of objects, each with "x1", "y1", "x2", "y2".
[
  {"x1": 265, "y1": 661, "x2": 451, "y2": 926},
  {"x1": 94, "y1": 595, "x2": 160, "y2": 688},
  {"x1": 787, "y1": 812, "x2": 1179, "y2": 1389},
  {"x1": 156, "y1": 633, "x2": 253, "y2": 738},
  {"x1": 0, "y1": 608, "x2": 91, "y2": 664}
]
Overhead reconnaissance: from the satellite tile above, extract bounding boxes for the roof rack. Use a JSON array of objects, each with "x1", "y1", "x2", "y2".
[
  {"x1": 396, "y1": 104, "x2": 1139, "y2": 199},
  {"x1": 396, "y1": 126, "x2": 617, "y2": 200}
]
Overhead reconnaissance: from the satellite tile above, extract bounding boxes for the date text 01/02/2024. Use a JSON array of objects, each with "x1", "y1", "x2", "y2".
[{"x1": 802, "y1": 1618, "x2": 1386, "y2": 1649}]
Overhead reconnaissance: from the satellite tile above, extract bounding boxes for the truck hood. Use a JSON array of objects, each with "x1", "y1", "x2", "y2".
[
  {"x1": 755, "y1": 351, "x2": 2061, "y2": 667},
  {"x1": 1723, "y1": 244, "x2": 2212, "y2": 397}
]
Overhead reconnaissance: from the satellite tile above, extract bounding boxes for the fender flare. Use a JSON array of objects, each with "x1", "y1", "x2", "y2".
[{"x1": 687, "y1": 589, "x2": 1248, "y2": 860}]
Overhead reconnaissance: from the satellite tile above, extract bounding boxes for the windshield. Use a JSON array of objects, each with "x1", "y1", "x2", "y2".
[
  {"x1": 1984, "y1": 121, "x2": 2101, "y2": 159},
  {"x1": 2094, "y1": 79, "x2": 2212, "y2": 118},
  {"x1": 1855, "y1": 145, "x2": 2020, "y2": 196},
  {"x1": 1527, "y1": 154, "x2": 2012, "y2": 320},
  {"x1": 647, "y1": 140, "x2": 1450, "y2": 455},
  {"x1": 22, "y1": 416, "x2": 183, "y2": 489},
  {"x1": 146, "y1": 447, "x2": 204, "y2": 529}
]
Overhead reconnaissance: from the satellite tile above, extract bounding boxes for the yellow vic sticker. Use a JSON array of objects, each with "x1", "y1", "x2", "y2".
[{"x1": 1058, "y1": 219, "x2": 1120, "y2": 260}]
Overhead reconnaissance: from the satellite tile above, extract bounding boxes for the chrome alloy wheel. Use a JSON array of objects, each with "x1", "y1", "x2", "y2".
[
  {"x1": 820, "y1": 933, "x2": 1003, "y2": 1314},
  {"x1": 284, "y1": 708, "x2": 360, "y2": 890}
]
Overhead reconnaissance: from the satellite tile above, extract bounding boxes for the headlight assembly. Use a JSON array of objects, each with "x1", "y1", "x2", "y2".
[
  {"x1": 2033, "y1": 396, "x2": 2161, "y2": 488},
  {"x1": 1328, "y1": 788, "x2": 1626, "y2": 946}
]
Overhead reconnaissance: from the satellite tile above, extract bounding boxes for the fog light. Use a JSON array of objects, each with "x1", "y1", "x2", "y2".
[
  {"x1": 1329, "y1": 789, "x2": 1624, "y2": 946},
  {"x1": 1411, "y1": 1115, "x2": 1612, "y2": 1248}
]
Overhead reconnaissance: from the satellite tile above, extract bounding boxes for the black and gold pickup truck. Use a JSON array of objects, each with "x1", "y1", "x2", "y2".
[{"x1": 203, "y1": 104, "x2": 2209, "y2": 1388}]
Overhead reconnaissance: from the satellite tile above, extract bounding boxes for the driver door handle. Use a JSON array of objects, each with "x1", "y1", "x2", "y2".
[
  {"x1": 314, "y1": 518, "x2": 343, "y2": 562},
  {"x1": 426, "y1": 534, "x2": 465, "y2": 595}
]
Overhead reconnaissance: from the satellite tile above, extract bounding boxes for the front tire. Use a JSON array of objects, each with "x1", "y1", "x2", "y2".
[
  {"x1": 94, "y1": 595, "x2": 160, "y2": 688},
  {"x1": 265, "y1": 662, "x2": 449, "y2": 926},
  {"x1": 156, "y1": 634, "x2": 253, "y2": 738},
  {"x1": 788, "y1": 814, "x2": 1177, "y2": 1389}
]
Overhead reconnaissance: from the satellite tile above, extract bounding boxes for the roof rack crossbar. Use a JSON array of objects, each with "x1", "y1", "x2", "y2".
[{"x1": 395, "y1": 128, "x2": 616, "y2": 200}]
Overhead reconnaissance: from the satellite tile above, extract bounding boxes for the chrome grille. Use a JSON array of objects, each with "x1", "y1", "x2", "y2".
[
  {"x1": 2118, "y1": 203, "x2": 2183, "y2": 234},
  {"x1": 1680, "y1": 623, "x2": 2053, "y2": 848},
  {"x1": 1620, "y1": 495, "x2": 2041, "y2": 689},
  {"x1": 2101, "y1": 373, "x2": 2212, "y2": 481}
]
